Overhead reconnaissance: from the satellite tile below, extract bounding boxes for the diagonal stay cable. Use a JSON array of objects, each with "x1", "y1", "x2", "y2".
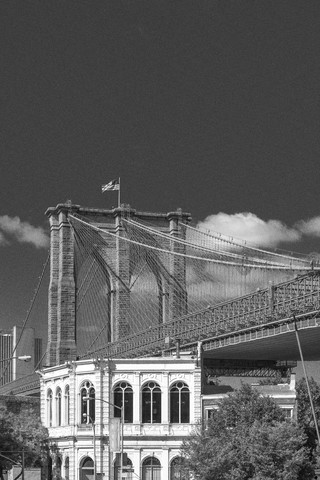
[{"x1": 0, "y1": 253, "x2": 50, "y2": 384}]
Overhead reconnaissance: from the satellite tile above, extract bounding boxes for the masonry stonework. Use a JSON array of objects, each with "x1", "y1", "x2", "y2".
[{"x1": 45, "y1": 203, "x2": 191, "y2": 367}]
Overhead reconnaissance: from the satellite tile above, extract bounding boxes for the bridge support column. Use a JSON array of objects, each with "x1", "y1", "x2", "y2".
[
  {"x1": 168, "y1": 210, "x2": 188, "y2": 320},
  {"x1": 113, "y1": 209, "x2": 131, "y2": 341},
  {"x1": 46, "y1": 204, "x2": 78, "y2": 366}
]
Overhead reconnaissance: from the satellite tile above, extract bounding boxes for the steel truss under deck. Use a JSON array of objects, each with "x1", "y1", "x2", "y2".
[{"x1": 203, "y1": 359, "x2": 297, "y2": 379}]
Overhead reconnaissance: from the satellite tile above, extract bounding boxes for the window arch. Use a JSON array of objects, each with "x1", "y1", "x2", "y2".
[
  {"x1": 114, "y1": 456, "x2": 133, "y2": 480},
  {"x1": 47, "y1": 389, "x2": 53, "y2": 427},
  {"x1": 142, "y1": 382, "x2": 161, "y2": 423},
  {"x1": 80, "y1": 381, "x2": 95, "y2": 424},
  {"x1": 170, "y1": 381, "x2": 190, "y2": 423},
  {"x1": 142, "y1": 456, "x2": 161, "y2": 480},
  {"x1": 80, "y1": 457, "x2": 94, "y2": 480},
  {"x1": 114, "y1": 382, "x2": 133, "y2": 423},
  {"x1": 56, "y1": 388, "x2": 62, "y2": 426},
  {"x1": 170, "y1": 457, "x2": 190, "y2": 480},
  {"x1": 64, "y1": 385, "x2": 70, "y2": 425}
]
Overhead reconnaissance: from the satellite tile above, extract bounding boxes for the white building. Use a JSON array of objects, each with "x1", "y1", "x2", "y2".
[{"x1": 39, "y1": 355, "x2": 296, "y2": 480}]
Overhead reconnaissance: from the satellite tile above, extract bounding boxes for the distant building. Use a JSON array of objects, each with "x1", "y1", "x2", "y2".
[
  {"x1": 39, "y1": 354, "x2": 296, "y2": 480},
  {"x1": 0, "y1": 332, "x2": 13, "y2": 385},
  {"x1": 0, "y1": 326, "x2": 42, "y2": 386}
]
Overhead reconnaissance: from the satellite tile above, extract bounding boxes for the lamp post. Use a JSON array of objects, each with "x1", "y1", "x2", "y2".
[
  {"x1": 0, "y1": 355, "x2": 32, "y2": 385},
  {"x1": 0, "y1": 355, "x2": 32, "y2": 364},
  {"x1": 83, "y1": 396, "x2": 124, "y2": 480}
]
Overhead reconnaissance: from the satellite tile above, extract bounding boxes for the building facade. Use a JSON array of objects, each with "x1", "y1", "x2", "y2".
[
  {"x1": 39, "y1": 354, "x2": 296, "y2": 480},
  {"x1": 0, "y1": 326, "x2": 42, "y2": 386}
]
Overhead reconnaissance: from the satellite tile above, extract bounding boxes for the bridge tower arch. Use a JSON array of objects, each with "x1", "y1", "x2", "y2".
[{"x1": 45, "y1": 203, "x2": 191, "y2": 366}]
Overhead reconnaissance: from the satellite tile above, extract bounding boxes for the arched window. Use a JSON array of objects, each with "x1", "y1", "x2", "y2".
[
  {"x1": 142, "y1": 382, "x2": 161, "y2": 423},
  {"x1": 55, "y1": 456, "x2": 62, "y2": 479},
  {"x1": 47, "y1": 389, "x2": 53, "y2": 427},
  {"x1": 65, "y1": 457, "x2": 69, "y2": 480},
  {"x1": 170, "y1": 382, "x2": 190, "y2": 423},
  {"x1": 114, "y1": 456, "x2": 133, "y2": 480},
  {"x1": 48, "y1": 456, "x2": 53, "y2": 480},
  {"x1": 114, "y1": 382, "x2": 133, "y2": 423},
  {"x1": 80, "y1": 457, "x2": 94, "y2": 480},
  {"x1": 56, "y1": 388, "x2": 62, "y2": 426},
  {"x1": 142, "y1": 457, "x2": 161, "y2": 480},
  {"x1": 80, "y1": 381, "x2": 95, "y2": 424},
  {"x1": 64, "y1": 385, "x2": 70, "y2": 425},
  {"x1": 170, "y1": 457, "x2": 190, "y2": 480}
]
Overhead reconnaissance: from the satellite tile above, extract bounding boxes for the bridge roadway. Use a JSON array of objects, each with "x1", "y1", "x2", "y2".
[
  {"x1": 88, "y1": 270, "x2": 320, "y2": 361},
  {"x1": 1, "y1": 270, "x2": 320, "y2": 396}
]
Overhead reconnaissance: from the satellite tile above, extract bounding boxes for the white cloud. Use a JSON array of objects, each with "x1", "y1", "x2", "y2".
[
  {"x1": 197, "y1": 212, "x2": 301, "y2": 248},
  {"x1": 0, "y1": 215, "x2": 49, "y2": 248},
  {"x1": 0, "y1": 231, "x2": 8, "y2": 246},
  {"x1": 295, "y1": 216, "x2": 320, "y2": 237}
]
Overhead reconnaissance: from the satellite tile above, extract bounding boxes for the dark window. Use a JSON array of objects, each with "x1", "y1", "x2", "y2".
[
  {"x1": 65, "y1": 457, "x2": 69, "y2": 480},
  {"x1": 114, "y1": 382, "x2": 133, "y2": 423},
  {"x1": 56, "y1": 388, "x2": 62, "y2": 426},
  {"x1": 282, "y1": 408, "x2": 293, "y2": 420},
  {"x1": 170, "y1": 382, "x2": 189, "y2": 423},
  {"x1": 114, "y1": 456, "x2": 133, "y2": 480},
  {"x1": 80, "y1": 381, "x2": 95, "y2": 424},
  {"x1": 142, "y1": 382, "x2": 161, "y2": 423},
  {"x1": 65, "y1": 385, "x2": 70, "y2": 425},
  {"x1": 47, "y1": 389, "x2": 53, "y2": 427},
  {"x1": 56, "y1": 457, "x2": 62, "y2": 478},
  {"x1": 170, "y1": 457, "x2": 190, "y2": 480},
  {"x1": 80, "y1": 457, "x2": 94, "y2": 480},
  {"x1": 142, "y1": 457, "x2": 161, "y2": 480}
]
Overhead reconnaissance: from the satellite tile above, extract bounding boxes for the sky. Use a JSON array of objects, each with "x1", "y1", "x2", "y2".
[{"x1": 1, "y1": 1, "x2": 320, "y2": 346}]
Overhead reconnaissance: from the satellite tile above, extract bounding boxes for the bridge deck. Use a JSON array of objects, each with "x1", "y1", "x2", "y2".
[
  {"x1": 3, "y1": 271, "x2": 320, "y2": 397},
  {"x1": 85, "y1": 270, "x2": 320, "y2": 361},
  {"x1": 201, "y1": 315, "x2": 320, "y2": 360}
]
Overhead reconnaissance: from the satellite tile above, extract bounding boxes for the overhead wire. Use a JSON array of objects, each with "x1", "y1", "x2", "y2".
[{"x1": 0, "y1": 253, "x2": 50, "y2": 384}]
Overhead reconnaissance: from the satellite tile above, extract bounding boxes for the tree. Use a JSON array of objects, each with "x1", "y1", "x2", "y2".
[
  {"x1": 182, "y1": 383, "x2": 314, "y2": 480},
  {"x1": 0, "y1": 404, "x2": 49, "y2": 479},
  {"x1": 296, "y1": 377, "x2": 320, "y2": 467}
]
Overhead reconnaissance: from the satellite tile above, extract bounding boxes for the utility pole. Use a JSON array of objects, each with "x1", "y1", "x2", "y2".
[{"x1": 21, "y1": 448, "x2": 24, "y2": 480}]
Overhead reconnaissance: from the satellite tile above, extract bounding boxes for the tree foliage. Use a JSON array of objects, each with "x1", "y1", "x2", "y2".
[
  {"x1": 296, "y1": 376, "x2": 320, "y2": 472},
  {"x1": 182, "y1": 383, "x2": 314, "y2": 480},
  {"x1": 0, "y1": 404, "x2": 49, "y2": 479},
  {"x1": 296, "y1": 377, "x2": 320, "y2": 448}
]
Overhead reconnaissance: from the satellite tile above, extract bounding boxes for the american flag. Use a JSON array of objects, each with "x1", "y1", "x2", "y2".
[{"x1": 102, "y1": 179, "x2": 120, "y2": 192}]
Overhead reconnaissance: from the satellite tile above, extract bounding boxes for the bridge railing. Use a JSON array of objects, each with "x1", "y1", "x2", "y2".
[{"x1": 84, "y1": 271, "x2": 320, "y2": 359}]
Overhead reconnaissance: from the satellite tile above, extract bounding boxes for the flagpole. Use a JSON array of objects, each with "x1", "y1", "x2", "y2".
[{"x1": 118, "y1": 177, "x2": 121, "y2": 208}]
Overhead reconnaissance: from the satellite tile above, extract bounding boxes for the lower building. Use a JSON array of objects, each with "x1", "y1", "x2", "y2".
[{"x1": 39, "y1": 353, "x2": 296, "y2": 480}]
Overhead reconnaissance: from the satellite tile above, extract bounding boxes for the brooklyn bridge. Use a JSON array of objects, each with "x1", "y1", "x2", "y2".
[{"x1": 2, "y1": 202, "x2": 320, "y2": 395}]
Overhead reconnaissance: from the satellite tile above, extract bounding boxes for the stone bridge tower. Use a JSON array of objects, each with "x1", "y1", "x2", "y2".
[{"x1": 45, "y1": 203, "x2": 191, "y2": 366}]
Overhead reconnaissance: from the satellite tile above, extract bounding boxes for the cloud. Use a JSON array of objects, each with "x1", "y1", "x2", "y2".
[
  {"x1": 0, "y1": 215, "x2": 49, "y2": 248},
  {"x1": 0, "y1": 231, "x2": 9, "y2": 246},
  {"x1": 197, "y1": 212, "x2": 301, "y2": 248},
  {"x1": 295, "y1": 216, "x2": 320, "y2": 237}
]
